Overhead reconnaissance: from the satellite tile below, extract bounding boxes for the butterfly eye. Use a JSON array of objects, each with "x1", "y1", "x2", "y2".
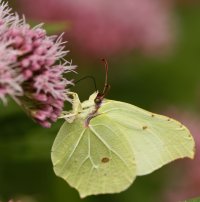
[{"x1": 94, "y1": 97, "x2": 101, "y2": 104}]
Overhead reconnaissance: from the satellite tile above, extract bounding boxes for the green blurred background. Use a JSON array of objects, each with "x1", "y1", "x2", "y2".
[{"x1": 0, "y1": 1, "x2": 200, "y2": 202}]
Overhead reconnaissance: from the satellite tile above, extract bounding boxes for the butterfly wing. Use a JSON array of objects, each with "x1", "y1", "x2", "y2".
[
  {"x1": 100, "y1": 100, "x2": 195, "y2": 176},
  {"x1": 51, "y1": 114, "x2": 136, "y2": 198}
]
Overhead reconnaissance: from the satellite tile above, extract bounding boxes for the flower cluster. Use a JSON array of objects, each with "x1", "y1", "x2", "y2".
[
  {"x1": 18, "y1": 0, "x2": 174, "y2": 57},
  {"x1": 0, "y1": 1, "x2": 75, "y2": 127}
]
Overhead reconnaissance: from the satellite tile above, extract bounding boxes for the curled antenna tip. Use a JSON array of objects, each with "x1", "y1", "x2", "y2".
[{"x1": 101, "y1": 58, "x2": 108, "y2": 68}]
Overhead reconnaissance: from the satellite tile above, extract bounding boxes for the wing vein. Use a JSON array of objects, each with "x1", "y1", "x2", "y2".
[
  {"x1": 89, "y1": 125, "x2": 131, "y2": 171},
  {"x1": 60, "y1": 128, "x2": 87, "y2": 173},
  {"x1": 52, "y1": 128, "x2": 82, "y2": 150}
]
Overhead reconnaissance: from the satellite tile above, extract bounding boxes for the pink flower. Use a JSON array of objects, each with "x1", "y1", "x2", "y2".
[
  {"x1": 162, "y1": 108, "x2": 200, "y2": 202},
  {"x1": 0, "y1": 1, "x2": 76, "y2": 128},
  {"x1": 0, "y1": 42, "x2": 23, "y2": 103},
  {"x1": 18, "y1": 0, "x2": 174, "y2": 57}
]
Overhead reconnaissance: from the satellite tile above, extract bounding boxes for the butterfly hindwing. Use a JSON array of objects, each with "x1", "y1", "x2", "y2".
[{"x1": 51, "y1": 114, "x2": 136, "y2": 198}]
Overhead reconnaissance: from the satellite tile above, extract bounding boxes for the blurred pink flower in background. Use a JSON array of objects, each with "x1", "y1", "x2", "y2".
[
  {"x1": 162, "y1": 108, "x2": 200, "y2": 202},
  {"x1": 0, "y1": 1, "x2": 75, "y2": 127},
  {"x1": 18, "y1": 0, "x2": 175, "y2": 57}
]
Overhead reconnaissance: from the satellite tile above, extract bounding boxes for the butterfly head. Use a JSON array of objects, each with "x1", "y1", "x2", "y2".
[
  {"x1": 94, "y1": 84, "x2": 110, "y2": 106},
  {"x1": 94, "y1": 93, "x2": 104, "y2": 105}
]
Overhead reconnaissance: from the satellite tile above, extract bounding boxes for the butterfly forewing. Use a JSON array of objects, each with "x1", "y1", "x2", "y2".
[{"x1": 100, "y1": 100, "x2": 195, "y2": 176}]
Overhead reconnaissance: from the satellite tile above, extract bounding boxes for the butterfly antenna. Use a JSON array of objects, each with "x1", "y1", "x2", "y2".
[
  {"x1": 86, "y1": 59, "x2": 110, "y2": 125},
  {"x1": 75, "y1": 75, "x2": 97, "y2": 92},
  {"x1": 101, "y1": 58, "x2": 110, "y2": 96}
]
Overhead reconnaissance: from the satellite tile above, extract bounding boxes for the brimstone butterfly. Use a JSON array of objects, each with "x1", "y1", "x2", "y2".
[{"x1": 51, "y1": 60, "x2": 195, "y2": 198}]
